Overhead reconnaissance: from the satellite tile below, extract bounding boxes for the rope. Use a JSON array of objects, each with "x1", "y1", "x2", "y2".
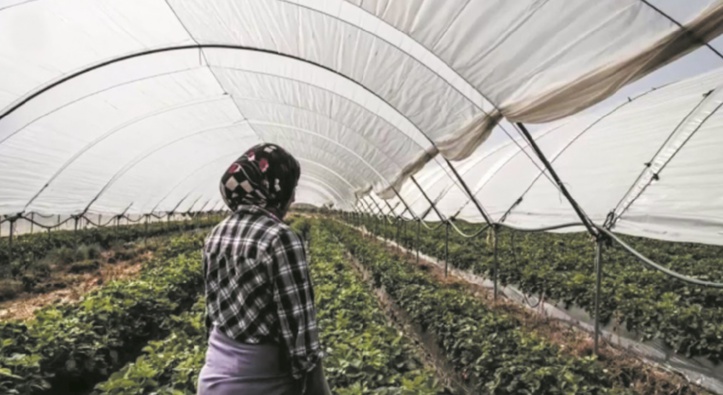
[
  {"x1": 522, "y1": 292, "x2": 544, "y2": 308},
  {"x1": 16, "y1": 214, "x2": 75, "y2": 230},
  {"x1": 449, "y1": 220, "x2": 490, "y2": 238},
  {"x1": 499, "y1": 197, "x2": 523, "y2": 224},
  {"x1": 82, "y1": 214, "x2": 118, "y2": 228},
  {"x1": 499, "y1": 222, "x2": 585, "y2": 233},
  {"x1": 121, "y1": 214, "x2": 144, "y2": 223},
  {"x1": 419, "y1": 219, "x2": 447, "y2": 231}
]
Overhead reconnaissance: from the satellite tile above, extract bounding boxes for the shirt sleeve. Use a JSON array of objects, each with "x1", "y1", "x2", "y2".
[{"x1": 269, "y1": 227, "x2": 322, "y2": 381}]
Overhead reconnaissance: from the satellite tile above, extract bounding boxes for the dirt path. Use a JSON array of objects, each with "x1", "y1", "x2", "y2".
[
  {"x1": 341, "y1": 247, "x2": 466, "y2": 394},
  {"x1": 0, "y1": 252, "x2": 150, "y2": 321}
]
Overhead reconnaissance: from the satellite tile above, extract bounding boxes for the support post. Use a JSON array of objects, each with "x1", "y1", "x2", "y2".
[
  {"x1": 493, "y1": 225, "x2": 499, "y2": 300},
  {"x1": 516, "y1": 123, "x2": 598, "y2": 238},
  {"x1": 410, "y1": 176, "x2": 446, "y2": 223},
  {"x1": 416, "y1": 219, "x2": 420, "y2": 265},
  {"x1": 444, "y1": 158, "x2": 493, "y2": 226},
  {"x1": 593, "y1": 237, "x2": 604, "y2": 355},
  {"x1": 395, "y1": 217, "x2": 401, "y2": 249},
  {"x1": 402, "y1": 219, "x2": 407, "y2": 252},
  {"x1": 8, "y1": 217, "x2": 15, "y2": 263},
  {"x1": 30, "y1": 213, "x2": 34, "y2": 234},
  {"x1": 73, "y1": 216, "x2": 79, "y2": 248},
  {"x1": 445, "y1": 221, "x2": 450, "y2": 278}
]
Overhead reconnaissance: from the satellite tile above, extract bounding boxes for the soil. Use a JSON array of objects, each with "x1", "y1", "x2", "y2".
[
  {"x1": 342, "y1": 247, "x2": 466, "y2": 394},
  {"x1": 0, "y1": 252, "x2": 151, "y2": 321}
]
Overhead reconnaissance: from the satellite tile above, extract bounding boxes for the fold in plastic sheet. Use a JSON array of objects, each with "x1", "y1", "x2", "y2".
[{"x1": 357, "y1": 0, "x2": 723, "y2": 123}]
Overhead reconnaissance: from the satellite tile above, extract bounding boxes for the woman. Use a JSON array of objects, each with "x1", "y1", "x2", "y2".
[{"x1": 198, "y1": 143, "x2": 330, "y2": 395}]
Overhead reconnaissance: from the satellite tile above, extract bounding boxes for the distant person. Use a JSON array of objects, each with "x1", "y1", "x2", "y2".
[{"x1": 198, "y1": 143, "x2": 330, "y2": 395}]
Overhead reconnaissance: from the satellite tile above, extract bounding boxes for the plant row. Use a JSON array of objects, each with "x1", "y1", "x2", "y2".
[
  {"x1": 350, "y1": 215, "x2": 723, "y2": 364},
  {"x1": 93, "y1": 298, "x2": 207, "y2": 394},
  {"x1": 0, "y1": 215, "x2": 223, "y2": 268},
  {"x1": 0, "y1": 232, "x2": 207, "y2": 394},
  {"x1": 326, "y1": 219, "x2": 633, "y2": 394},
  {"x1": 304, "y1": 218, "x2": 441, "y2": 394},
  {"x1": 93, "y1": 217, "x2": 442, "y2": 394}
]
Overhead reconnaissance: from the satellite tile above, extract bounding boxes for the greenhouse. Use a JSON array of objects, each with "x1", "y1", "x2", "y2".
[{"x1": 1, "y1": 0, "x2": 723, "y2": 394}]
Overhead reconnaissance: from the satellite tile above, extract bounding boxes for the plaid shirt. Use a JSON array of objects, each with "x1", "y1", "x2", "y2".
[{"x1": 203, "y1": 205, "x2": 321, "y2": 380}]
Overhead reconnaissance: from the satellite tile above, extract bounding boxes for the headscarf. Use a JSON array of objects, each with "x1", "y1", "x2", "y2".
[{"x1": 220, "y1": 143, "x2": 301, "y2": 212}]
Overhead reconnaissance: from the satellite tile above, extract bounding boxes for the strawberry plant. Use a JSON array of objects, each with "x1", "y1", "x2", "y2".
[
  {"x1": 0, "y1": 232, "x2": 206, "y2": 394},
  {"x1": 328, "y1": 219, "x2": 632, "y2": 394},
  {"x1": 94, "y1": 218, "x2": 442, "y2": 394},
  {"x1": 0, "y1": 215, "x2": 222, "y2": 271},
  {"x1": 354, "y1": 215, "x2": 723, "y2": 363}
]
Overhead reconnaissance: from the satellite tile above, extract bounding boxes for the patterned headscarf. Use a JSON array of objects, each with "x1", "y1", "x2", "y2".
[{"x1": 220, "y1": 144, "x2": 301, "y2": 212}]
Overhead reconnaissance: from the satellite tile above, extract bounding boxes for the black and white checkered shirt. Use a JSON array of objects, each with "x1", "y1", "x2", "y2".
[{"x1": 203, "y1": 205, "x2": 321, "y2": 379}]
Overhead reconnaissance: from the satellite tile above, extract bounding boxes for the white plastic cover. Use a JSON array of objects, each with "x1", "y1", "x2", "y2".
[
  {"x1": 393, "y1": 67, "x2": 723, "y2": 246},
  {"x1": 1, "y1": 0, "x2": 723, "y2": 245}
]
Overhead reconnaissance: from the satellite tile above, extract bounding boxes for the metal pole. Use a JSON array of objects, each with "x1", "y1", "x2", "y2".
[
  {"x1": 493, "y1": 225, "x2": 499, "y2": 300},
  {"x1": 402, "y1": 219, "x2": 407, "y2": 252},
  {"x1": 369, "y1": 196, "x2": 387, "y2": 219},
  {"x1": 391, "y1": 186, "x2": 418, "y2": 220},
  {"x1": 73, "y1": 216, "x2": 79, "y2": 248},
  {"x1": 8, "y1": 218, "x2": 15, "y2": 263},
  {"x1": 443, "y1": 158, "x2": 493, "y2": 226},
  {"x1": 410, "y1": 176, "x2": 446, "y2": 222},
  {"x1": 30, "y1": 213, "x2": 34, "y2": 234},
  {"x1": 445, "y1": 221, "x2": 450, "y2": 278},
  {"x1": 516, "y1": 122, "x2": 598, "y2": 238},
  {"x1": 416, "y1": 219, "x2": 420, "y2": 265},
  {"x1": 593, "y1": 237, "x2": 604, "y2": 355},
  {"x1": 395, "y1": 218, "x2": 401, "y2": 249}
]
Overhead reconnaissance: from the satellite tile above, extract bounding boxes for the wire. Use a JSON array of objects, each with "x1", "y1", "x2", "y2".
[
  {"x1": 498, "y1": 222, "x2": 585, "y2": 233},
  {"x1": 449, "y1": 220, "x2": 490, "y2": 238},
  {"x1": 596, "y1": 226, "x2": 723, "y2": 288},
  {"x1": 419, "y1": 219, "x2": 447, "y2": 231},
  {"x1": 83, "y1": 214, "x2": 119, "y2": 228}
]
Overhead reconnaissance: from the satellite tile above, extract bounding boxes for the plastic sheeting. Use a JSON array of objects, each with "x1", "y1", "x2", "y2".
[
  {"x1": 377, "y1": 66, "x2": 723, "y2": 246},
  {"x1": 1, "y1": 0, "x2": 723, "y2": 245}
]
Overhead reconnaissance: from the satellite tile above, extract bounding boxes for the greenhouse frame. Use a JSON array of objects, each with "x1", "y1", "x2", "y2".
[{"x1": 2, "y1": 0, "x2": 723, "y2": 393}]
